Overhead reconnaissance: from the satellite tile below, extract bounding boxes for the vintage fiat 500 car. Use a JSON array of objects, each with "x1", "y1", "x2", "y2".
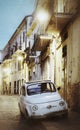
[{"x1": 18, "y1": 80, "x2": 68, "y2": 119}]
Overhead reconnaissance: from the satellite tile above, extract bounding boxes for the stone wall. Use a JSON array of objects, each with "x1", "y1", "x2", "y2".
[{"x1": 68, "y1": 82, "x2": 80, "y2": 112}]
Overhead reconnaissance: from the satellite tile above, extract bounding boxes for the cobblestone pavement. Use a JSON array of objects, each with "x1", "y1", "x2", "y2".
[{"x1": 0, "y1": 95, "x2": 80, "y2": 130}]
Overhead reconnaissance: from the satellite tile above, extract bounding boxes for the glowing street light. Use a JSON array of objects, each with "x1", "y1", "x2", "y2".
[
  {"x1": 39, "y1": 34, "x2": 53, "y2": 40},
  {"x1": 35, "y1": 9, "x2": 50, "y2": 35},
  {"x1": 17, "y1": 55, "x2": 23, "y2": 61},
  {"x1": 36, "y1": 9, "x2": 49, "y2": 23},
  {"x1": 3, "y1": 68, "x2": 11, "y2": 74}
]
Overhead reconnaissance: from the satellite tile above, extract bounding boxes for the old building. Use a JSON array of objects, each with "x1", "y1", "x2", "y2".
[
  {"x1": 28, "y1": 0, "x2": 80, "y2": 111},
  {"x1": 0, "y1": 0, "x2": 80, "y2": 111},
  {"x1": 1, "y1": 15, "x2": 34, "y2": 95}
]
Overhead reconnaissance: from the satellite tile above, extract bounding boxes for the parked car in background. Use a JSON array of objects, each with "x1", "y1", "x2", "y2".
[{"x1": 18, "y1": 80, "x2": 68, "y2": 119}]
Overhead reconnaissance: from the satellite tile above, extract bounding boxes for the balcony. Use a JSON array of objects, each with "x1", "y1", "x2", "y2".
[
  {"x1": 32, "y1": 34, "x2": 52, "y2": 51},
  {"x1": 35, "y1": 0, "x2": 80, "y2": 36},
  {"x1": 24, "y1": 46, "x2": 37, "y2": 64},
  {"x1": 47, "y1": 0, "x2": 80, "y2": 34}
]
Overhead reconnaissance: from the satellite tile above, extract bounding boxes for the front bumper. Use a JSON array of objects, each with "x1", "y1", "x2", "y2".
[{"x1": 30, "y1": 109, "x2": 68, "y2": 119}]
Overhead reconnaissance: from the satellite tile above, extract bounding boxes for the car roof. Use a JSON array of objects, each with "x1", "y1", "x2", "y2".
[{"x1": 24, "y1": 80, "x2": 52, "y2": 87}]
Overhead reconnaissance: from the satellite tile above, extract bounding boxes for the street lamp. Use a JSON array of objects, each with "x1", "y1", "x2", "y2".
[
  {"x1": 36, "y1": 9, "x2": 50, "y2": 34},
  {"x1": 3, "y1": 68, "x2": 11, "y2": 74},
  {"x1": 39, "y1": 34, "x2": 53, "y2": 40},
  {"x1": 36, "y1": 9, "x2": 49, "y2": 23},
  {"x1": 17, "y1": 55, "x2": 23, "y2": 61}
]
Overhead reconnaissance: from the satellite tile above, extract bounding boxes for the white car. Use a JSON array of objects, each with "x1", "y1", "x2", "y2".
[{"x1": 18, "y1": 80, "x2": 68, "y2": 119}]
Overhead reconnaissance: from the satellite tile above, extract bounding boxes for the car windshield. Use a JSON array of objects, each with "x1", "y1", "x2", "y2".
[{"x1": 27, "y1": 82, "x2": 56, "y2": 96}]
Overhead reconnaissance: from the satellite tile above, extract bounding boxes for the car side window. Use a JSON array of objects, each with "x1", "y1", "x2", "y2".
[
  {"x1": 21, "y1": 85, "x2": 26, "y2": 96},
  {"x1": 49, "y1": 83, "x2": 56, "y2": 92}
]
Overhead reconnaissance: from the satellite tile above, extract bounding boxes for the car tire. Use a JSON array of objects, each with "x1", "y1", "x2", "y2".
[
  {"x1": 25, "y1": 109, "x2": 29, "y2": 119},
  {"x1": 18, "y1": 103, "x2": 23, "y2": 116},
  {"x1": 62, "y1": 112, "x2": 68, "y2": 118}
]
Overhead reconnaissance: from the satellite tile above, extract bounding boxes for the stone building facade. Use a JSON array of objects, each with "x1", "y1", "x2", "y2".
[
  {"x1": 0, "y1": 15, "x2": 34, "y2": 95},
  {"x1": 0, "y1": 0, "x2": 80, "y2": 111},
  {"x1": 30, "y1": 0, "x2": 80, "y2": 111}
]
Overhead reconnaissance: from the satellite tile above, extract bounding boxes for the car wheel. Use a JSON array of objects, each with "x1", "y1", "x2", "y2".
[
  {"x1": 25, "y1": 109, "x2": 30, "y2": 119},
  {"x1": 18, "y1": 103, "x2": 23, "y2": 116},
  {"x1": 62, "y1": 112, "x2": 68, "y2": 118}
]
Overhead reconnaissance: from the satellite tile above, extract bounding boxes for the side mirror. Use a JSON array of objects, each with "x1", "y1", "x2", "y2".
[{"x1": 57, "y1": 87, "x2": 61, "y2": 91}]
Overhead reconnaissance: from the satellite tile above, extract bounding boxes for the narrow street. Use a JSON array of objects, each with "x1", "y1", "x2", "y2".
[{"x1": 0, "y1": 95, "x2": 80, "y2": 130}]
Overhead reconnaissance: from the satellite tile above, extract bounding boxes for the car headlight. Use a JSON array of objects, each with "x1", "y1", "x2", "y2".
[
  {"x1": 59, "y1": 101, "x2": 65, "y2": 106},
  {"x1": 32, "y1": 105, "x2": 38, "y2": 111}
]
